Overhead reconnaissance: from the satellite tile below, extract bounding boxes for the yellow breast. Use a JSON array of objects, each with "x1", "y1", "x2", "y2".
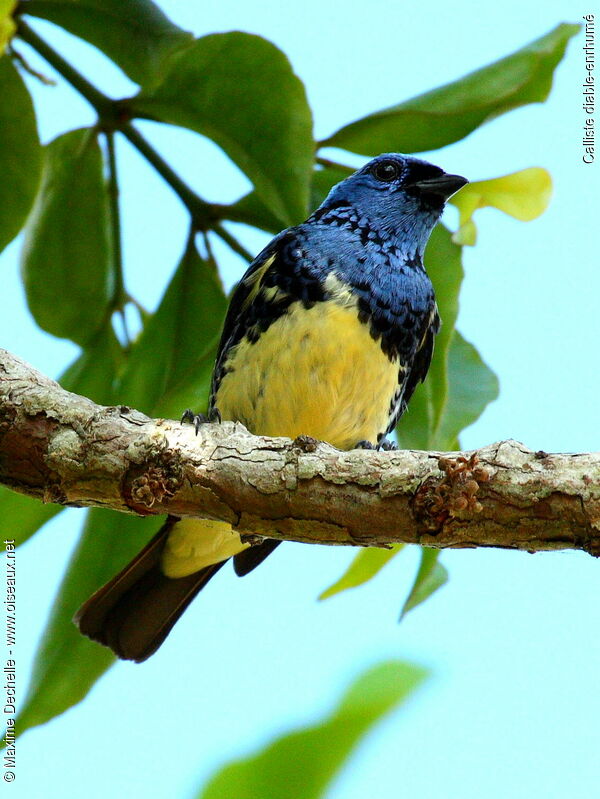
[{"x1": 215, "y1": 298, "x2": 399, "y2": 450}]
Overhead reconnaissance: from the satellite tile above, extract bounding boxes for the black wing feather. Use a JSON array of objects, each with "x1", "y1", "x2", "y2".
[
  {"x1": 208, "y1": 226, "x2": 326, "y2": 412},
  {"x1": 208, "y1": 230, "x2": 293, "y2": 411},
  {"x1": 386, "y1": 306, "x2": 440, "y2": 435},
  {"x1": 401, "y1": 308, "x2": 440, "y2": 410}
]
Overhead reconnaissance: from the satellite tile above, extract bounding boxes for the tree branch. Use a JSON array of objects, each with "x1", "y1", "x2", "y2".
[{"x1": 1, "y1": 348, "x2": 599, "y2": 555}]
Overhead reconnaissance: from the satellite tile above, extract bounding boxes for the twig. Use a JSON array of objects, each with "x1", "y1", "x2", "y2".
[{"x1": 104, "y1": 131, "x2": 130, "y2": 347}]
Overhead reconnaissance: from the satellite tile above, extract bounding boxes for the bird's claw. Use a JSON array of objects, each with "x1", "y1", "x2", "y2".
[
  {"x1": 354, "y1": 439, "x2": 376, "y2": 450},
  {"x1": 181, "y1": 409, "x2": 207, "y2": 435},
  {"x1": 181, "y1": 407, "x2": 222, "y2": 436},
  {"x1": 354, "y1": 438, "x2": 398, "y2": 451}
]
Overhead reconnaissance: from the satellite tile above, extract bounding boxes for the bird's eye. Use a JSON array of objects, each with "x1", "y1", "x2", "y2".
[{"x1": 371, "y1": 160, "x2": 400, "y2": 182}]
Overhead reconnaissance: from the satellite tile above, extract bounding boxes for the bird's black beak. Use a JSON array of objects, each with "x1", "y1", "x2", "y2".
[{"x1": 411, "y1": 173, "x2": 468, "y2": 200}]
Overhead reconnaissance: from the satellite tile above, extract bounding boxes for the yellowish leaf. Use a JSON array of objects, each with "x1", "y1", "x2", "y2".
[
  {"x1": 0, "y1": 0, "x2": 16, "y2": 55},
  {"x1": 450, "y1": 167, "x2": 553, "y2": 246},
  {"x1": 452, "y1": 218, "x2": 477, "y2": 246}
]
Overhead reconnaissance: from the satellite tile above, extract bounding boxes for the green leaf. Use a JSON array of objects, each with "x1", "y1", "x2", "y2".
[
  {"x1": 20, "y1": 129, "x2": 112, "y2": 346},
  {"x1": 319, "y1": 545, "x2": 403, "y2": 600},
  {"x1": 117, "y1": 237, "x2": 227, "y2": 416},
  {"x1": 422, "y1": 225, "x2": 464, "y2": 438},
  {"x1": 0, "y1": 324, "x2": 123, "y2": 548},
  {"x1": 14, "y1": 508, "x2": 164, "y2": 737},
  {"x1": 397, "y1": 329, "x2": 499, "y2": 453},
  {"x1": 322, "y1": 24, "x2": 579, "y2": 155},
  {"x1": 396, "y1": 224, "x2": 464, "y2": 451},
  {"x1": 0, "y1": 55, "x2": 42, "y2": 255},
  {"x1": 396, "y1": 224, "x2": 499, "y2": 452},
  {"x1": 400, "y1": 548, "x2": 448, "y2": 619},
  {"x1": 434, "y1": 330, "x2": 500, "y2": 450},
  {"x1": 394, "y1": 379, "x2": 433, "y2": 451},
  {"x1": 451, "y1": 167, "x2": 553, "y2": 246},
  {"x1": 134, "y1": 33, "x2": 314, "y2": 225},
  {"x1": 23, "y1": 0, "x2": 193, "y2": 86},
  {"x1": 197, "y1": 660, "x2": 428, "y2": 799}
]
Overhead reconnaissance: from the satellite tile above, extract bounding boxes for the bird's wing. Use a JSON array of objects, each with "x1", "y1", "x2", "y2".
[{"x1": 209, "y1": 229, "x2": 300, "y2": 411}]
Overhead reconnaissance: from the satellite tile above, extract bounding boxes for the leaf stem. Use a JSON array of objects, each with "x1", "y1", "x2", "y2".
[
  {"x1": 211, "y1": 224, "x2": 254, "y2": 263},
  {"x1": 16, "y1": 19, "x2": 113, "y2": 117},
  {"x1": 104, "y1": 132, "x2": 130, "y2": 345},
  {"x1": 119, "y1": 123, "x2": 212, "y2": 229},
  {"x1": 315, "y1": 156, "x2": 353, "y2": 172},
  {"x1": 8, "y1": 43, "x2": 56, "y2": 85},
  {"x1": 125, "y1": 293, "x2": 149, "y2": 326}
]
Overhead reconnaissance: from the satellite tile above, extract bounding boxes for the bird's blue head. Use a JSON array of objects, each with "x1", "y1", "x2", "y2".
[{"x1": 318, "y1": 153, "x2": 468, "y2": 259}]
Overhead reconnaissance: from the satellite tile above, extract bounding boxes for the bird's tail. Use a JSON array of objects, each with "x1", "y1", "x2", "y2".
[{"x1": 74, "y1": 518, "x2": 225, "y2": 663}]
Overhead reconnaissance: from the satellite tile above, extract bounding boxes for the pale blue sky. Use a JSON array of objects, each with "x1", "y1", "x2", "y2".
[{"x1": 2, "y1": 2, "x2": 599, "y2": 797}]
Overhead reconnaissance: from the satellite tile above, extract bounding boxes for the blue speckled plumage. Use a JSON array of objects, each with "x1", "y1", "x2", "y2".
[{"x1": 75, "y1": 153, "x2": 467, "y2": 662}]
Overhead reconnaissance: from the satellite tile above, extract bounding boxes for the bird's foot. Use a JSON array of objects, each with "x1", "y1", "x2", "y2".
[
  {"x1": 354, "y1": 437, "x2": 398, "y2": 451},
  {"x1": 181, "y1": 407, "x2": 222, "y2": 435}
]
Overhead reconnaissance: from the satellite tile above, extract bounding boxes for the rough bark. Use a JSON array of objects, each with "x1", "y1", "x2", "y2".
[{"x1": 1, "y1": 348, "x2": 599, "y2": 555}]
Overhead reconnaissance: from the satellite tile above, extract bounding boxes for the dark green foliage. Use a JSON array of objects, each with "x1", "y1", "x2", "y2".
[
  {"x1": 24, "y1": 0, "x2": 193, "y2": 86},
  {"x1": 134, "y1": 33, "x2": 315, "y2": 225},
  {"x1": 20, "y1": 129, "x2": 112, "y2": 345},
  {"x1": 117, "y1": 237, "x2": 227, "y2": 416},
  {"x1": 0, "y1": 56, "x2": 42, "y2": 255}
]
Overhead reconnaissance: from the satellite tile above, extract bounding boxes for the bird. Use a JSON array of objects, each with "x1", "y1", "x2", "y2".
[{"x1": 75, "y1": 153, "x2": 467, "y2": 662}]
